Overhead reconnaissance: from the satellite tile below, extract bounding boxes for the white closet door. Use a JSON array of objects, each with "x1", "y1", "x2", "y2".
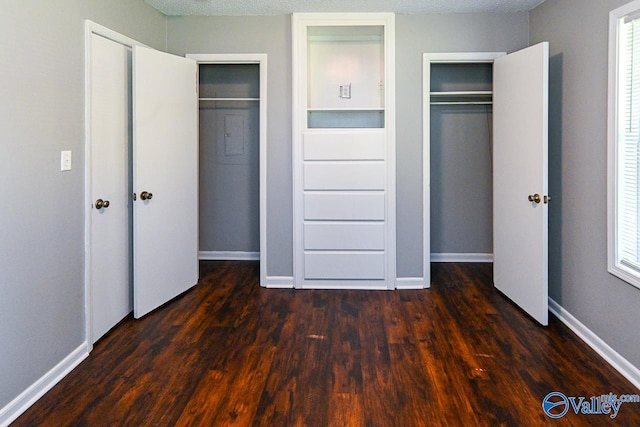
[
  {"x1": 89, "y1": 34, "x2": 132, "y2": 343},
  {"x1": 132, "y1": 46, "x2": 198, "y2": 318},
  {"x1": 493, "y1": 42, "x2": 549, "y2": 325}
]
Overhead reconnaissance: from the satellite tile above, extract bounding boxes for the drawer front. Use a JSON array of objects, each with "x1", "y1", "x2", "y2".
[
  {"x1": 304, "y1": 162, "x2": 385, "y2": 191},
  {"x1": 304, "y1": 222, "x2": 385, "y2": 250},
  {"x1": 304, "y1": 192, "x2": 385, "y2": 220},
  {"x1": 303, "y1": 131, "x2": 386, "y2": 160},
  {"x1": 304, "y1": 252, "x2": 385, "y2": 280}
]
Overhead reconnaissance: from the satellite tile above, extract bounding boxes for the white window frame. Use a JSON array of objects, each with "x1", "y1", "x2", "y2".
[{"x1": 608, "y1": 0, "x2": 640, "y2": 289}]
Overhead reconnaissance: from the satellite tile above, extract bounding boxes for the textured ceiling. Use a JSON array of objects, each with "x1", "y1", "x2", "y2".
[{"x1": 145, "y1": 0, "x2": 546, "y2": 16}]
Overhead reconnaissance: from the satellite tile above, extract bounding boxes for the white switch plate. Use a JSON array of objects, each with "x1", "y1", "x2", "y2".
[
  {"x1": 339, "y1": 84, "x2": 351, "y2": 99},
  {"x1": 60, "y1": 150, "x2": 72, "y2": 171}
]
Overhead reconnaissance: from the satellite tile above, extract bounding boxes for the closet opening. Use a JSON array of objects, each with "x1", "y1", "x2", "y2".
[
  {"x1": 430, "y1": 61, "x2": 495, "y2": 262},
  {"x1": 422, "y1": 52, "x2": 504, "y2": 286},
  {"x1": 423, "y1": 46, "x2": 550, "y2": 324},
  {"x1": 198, "y1": 64, "x2": 260, "y2": 259},
  {"x1": 187, "y1": 54, "x2": 268, "y2": 287}
]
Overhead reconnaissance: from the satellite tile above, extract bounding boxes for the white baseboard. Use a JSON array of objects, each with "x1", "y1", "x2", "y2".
[
  {"x1": 430, "y1": 253, "x2": 493, "y2": 263},
  {"x1": 396, "y1": 277, "x2": 430, "y2": 289},
  {"x1": 549, "y1": 298, "x2": 640, "y2": 390},
  {"x1": 300, "y1": 281, "x2": 389, "y2": 290},
  {"x1": 0, "y1": 342, "x2": 89, "y2": 427},
  {"x1": 266, "y1": 277, "x2": 432, "y2": 290},
  {"x1": 199, "y1": 251, "x2": 259, "y2": 261},
  {"x1": 265, "y1": 276, "x2": 294, "y2": 288}
]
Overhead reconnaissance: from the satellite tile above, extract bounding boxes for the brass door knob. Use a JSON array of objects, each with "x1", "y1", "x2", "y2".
[
  {"x1": 528, "y1": 193, "x2": 541, "y2": 204},
  {"x1": 95, "y1": 199, "x2": 110, "y2": 209},
  {"x1": 140, "y1": 191, "x2": 153, "y2": 201}
]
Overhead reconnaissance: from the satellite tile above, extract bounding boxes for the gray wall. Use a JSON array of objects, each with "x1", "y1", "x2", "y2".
[
  {"x1": 530, "y1": 0, "x2": 640, "y2": 367},
  {"x1": 167, "y1": 16, "x2": 293, "y2": 275},
  {"x1": 392, "y1": 13, "x2": 529, "y2": 275},
  {"x1": 430, "y1": 106, "x2": 494, "y2": 254},
  {"x1": 0, "y1": 0, "x2": 165, "y2": 411},
  {"x1": 167, "y1": 13, "x2": 529, "y2": 278}
]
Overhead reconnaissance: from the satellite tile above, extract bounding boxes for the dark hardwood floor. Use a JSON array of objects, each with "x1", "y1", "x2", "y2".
[{"x1": 13, "y1": 261, "x2": 640, "y2": 426}]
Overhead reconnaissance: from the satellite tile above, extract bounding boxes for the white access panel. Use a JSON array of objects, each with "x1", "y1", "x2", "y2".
[
  {"x1": 304, "y1": 162, "x2": 386, "y2": 190},
  {"x1": 493, "y1": 42, "x2": 549, "y2": 325},
  {"x1": 304, "y1": 252, "x2": 385, "y2": 279},
  {"x1": 132, "y1": 45, "x2": 198, "y2": 319},
  {"x1": 304, "y1": 192, "x2": 385, "y2": 221},
  {"x1": 303, "y1": 131, "x2": 386, "y2": 160},
  {"x1": 224, "y1": 114, "x2": 245, "y2": 156},
  {"x1": 89, "y1": 34, "x2": 132, "y2": 343},
  {"x1": 304, "y1": 222, "x2": 385, "y2": 250}
]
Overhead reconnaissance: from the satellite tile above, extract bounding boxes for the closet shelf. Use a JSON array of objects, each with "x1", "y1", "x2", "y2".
[
  {"x1": 430, "y1": 101, "x2": 492, "y2": 106},
  {"x1": 430, "y1": 91, "x2": 492, "y2": 97},
  {"x1": 199, "y1": 97, "x2": 259, "y2": 101},
  {"x1": 307, "y1": 108, "x2": 384, "y2": 112},
  {"x1": 429, "y1": 90, "x2": 492, "y2": 106}
]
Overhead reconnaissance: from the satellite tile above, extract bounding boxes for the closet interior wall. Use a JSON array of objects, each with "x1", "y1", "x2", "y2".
[
  {"x1": 429, "y1": 62, "x2": 494, "y2": 258},
  {"x1": 198, "y1": 64, "x2": 260, "y2": 258}
]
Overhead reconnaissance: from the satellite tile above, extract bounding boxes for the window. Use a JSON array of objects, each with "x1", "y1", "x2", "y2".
[{"x1": 608, "y1": 0, "x2": 640, "y2": 289}]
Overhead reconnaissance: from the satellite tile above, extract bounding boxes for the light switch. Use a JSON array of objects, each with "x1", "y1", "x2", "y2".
[
  {"x1": 60, "y1": 150, "x2": 72, "y2": 171},
  {"x1": 339, "y1": 84, "x2": 351, "y2": 99}
]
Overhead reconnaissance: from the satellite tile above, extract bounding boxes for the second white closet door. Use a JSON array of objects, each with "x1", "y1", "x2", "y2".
[{"x1": 132, "y1": 45, "x2": 199, "y2": 318}]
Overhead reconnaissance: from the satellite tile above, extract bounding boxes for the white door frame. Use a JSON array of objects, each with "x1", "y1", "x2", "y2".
[
  {"x1": 186, "y1": 54, "x2": 268, "y2": 287},
  {"x1": 422, "y1": 52, "x2": 505, "y2": 288},
  {"x1": 84, "y1": 21, "x2": 148, "y2": 349}
]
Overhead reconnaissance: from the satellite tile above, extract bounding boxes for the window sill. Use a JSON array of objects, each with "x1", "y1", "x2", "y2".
[{"x1": 608, "y1": 262, "x2": 640, "y2": 290}]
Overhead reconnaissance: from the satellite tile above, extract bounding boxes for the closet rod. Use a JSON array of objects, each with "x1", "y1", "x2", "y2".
[
  {"x1": 430, "y1": 101, "x2": 492, "y2": 106},
  {"x1": 199, "y1": 97, "x2": 260, "y2": 101}
]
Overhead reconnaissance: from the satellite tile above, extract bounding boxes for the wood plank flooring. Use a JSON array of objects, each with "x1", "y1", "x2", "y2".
[{"x1": 12, "y1": 261, "x2": 640, "y2": 426}]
